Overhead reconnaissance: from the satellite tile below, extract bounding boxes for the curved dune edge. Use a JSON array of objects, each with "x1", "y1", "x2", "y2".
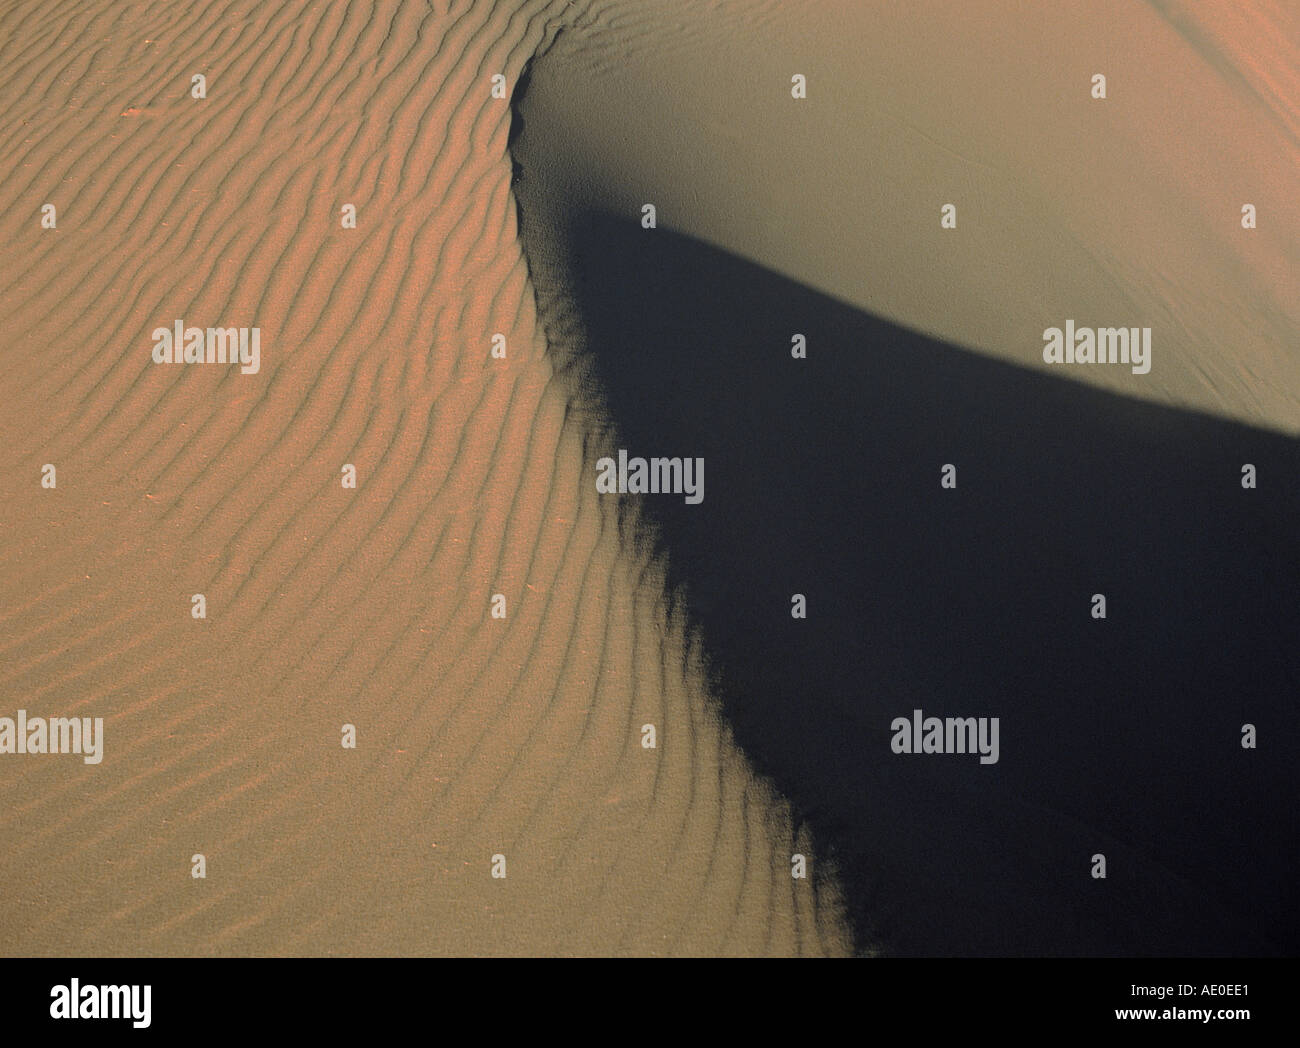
[
  {"x1": 514, "y1": 0, "x2": 1299, "y2": 436},
  {"x1": 0, "y1": 0, "x2": 853, "y2": 956},
  {"x1": 510, "y1": 0, "x2": 1300, "y2": 957}
]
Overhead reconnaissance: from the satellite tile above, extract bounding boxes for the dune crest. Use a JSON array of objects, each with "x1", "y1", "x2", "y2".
[{"x1": 515, "y1": 0, "x2": 1299, "y2": 434}]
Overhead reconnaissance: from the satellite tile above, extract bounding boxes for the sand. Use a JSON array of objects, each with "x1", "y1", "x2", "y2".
[
  {"x1": 508, "y1": 0, "x2": 1299, "y2": 956},
  {"x1": 0, "y1": 0, "x2": 1295, "y2": 958},
  {"x1": 517, "y1": 0, "x2": 1298, "y2": 433},
  {"x1": 0, "y1": 0, "x2": 848, "y2": 956}
]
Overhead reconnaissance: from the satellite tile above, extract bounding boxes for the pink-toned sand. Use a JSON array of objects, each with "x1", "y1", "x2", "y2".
[
  {"x1": 0, "y1": 0, "x2": 848, "y2": 956},
  {"x1": 2, "y1": 0, "x2": 1294, "y2": 957}
]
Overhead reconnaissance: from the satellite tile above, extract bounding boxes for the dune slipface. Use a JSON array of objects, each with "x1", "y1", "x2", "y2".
[
  {"x1": 0, "y1": 0, "x2": 851, "y2": 955},
  {"x1": 509, "y1": 0, "x2": 1299, "y2": 956}
]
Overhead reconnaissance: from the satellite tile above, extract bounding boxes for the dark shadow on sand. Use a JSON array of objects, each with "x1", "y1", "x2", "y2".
[{"x1": 547, "y1": 211, "x2": 1300, "y2": 957}]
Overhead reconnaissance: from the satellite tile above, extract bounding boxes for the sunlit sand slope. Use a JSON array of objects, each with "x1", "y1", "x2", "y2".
[{"x1": 0, "y1": 0, "x2": 850, "y2": 956}]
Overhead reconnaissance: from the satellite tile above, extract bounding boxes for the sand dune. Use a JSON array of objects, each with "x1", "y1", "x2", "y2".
[
  {"x1": 2, "y1": 0, "x2": 1294, "y2": 959},
  {"x1": 510, "y1": 0, "x2": 1299, "y2": 955},
  {"x1": 0, "y1": 0, "x2": 849, "y2": 955}
]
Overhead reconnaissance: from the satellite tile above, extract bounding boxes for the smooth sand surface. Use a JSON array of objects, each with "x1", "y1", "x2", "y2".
[
  {"x1": 518, "y1": 0, "x2": 1298, "y2": 433},
  {"x1": 0, "y1": 0, "x2": 849, "y2": 956}
]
